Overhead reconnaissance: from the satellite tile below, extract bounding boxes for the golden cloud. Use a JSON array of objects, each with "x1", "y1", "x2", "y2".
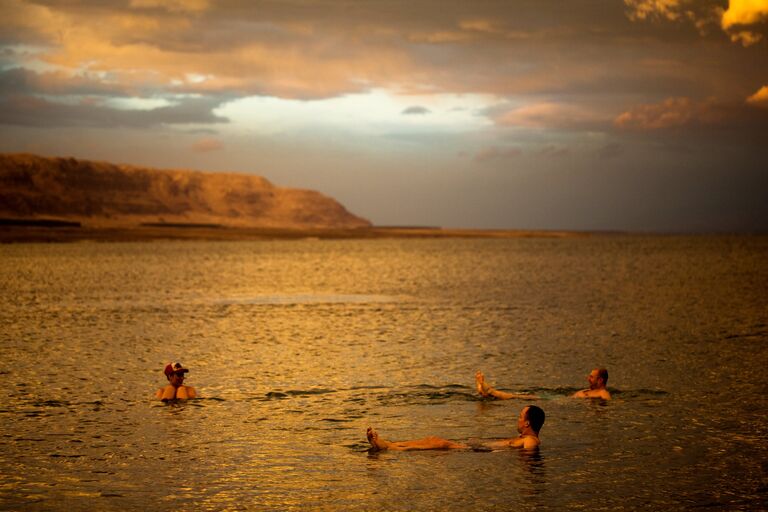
[
  {"x1": 495, "y1": 102, "x2": 608, "y2": 130},
  {"x1": 129, "y1": 0, "x2": 210, "y2": 13},
  {"x1": 624, "y1": 0, "x2": 685, "y2": 21},
  {"x1": 192, "y1": 137, "x2": 224, "y2": 152},
  {"x1": 613, "y1": 97, "x2": 728, "y2": 130},
  {"x1": 746, "y1": 85, "x2": 768, "y2": 107},
  {"x1": 458, "y1": 19, "x2": 502, "y2": 33},
  {"x1": 625, "y1": 0, "x2": 768, "y2": 46},
  {"x1": 721, "y1": 0, "x2": 768, "y2": 46},
  {"x1": 721, "y1": 0, "x2": 768, "y2": 28},
  {"x1": 1, "y1": 3, "x2": 419, "y2": 100}
]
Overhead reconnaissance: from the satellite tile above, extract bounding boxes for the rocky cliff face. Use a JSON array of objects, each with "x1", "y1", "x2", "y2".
[{"x1": 0, "y1": 153, "x2": 370, "y2": 229}]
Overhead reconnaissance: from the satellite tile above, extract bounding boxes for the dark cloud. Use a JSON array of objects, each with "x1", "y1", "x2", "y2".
[
  {"x1": 613, "y1": 97, "x2": 768, "y2": 135},
  {"x1": 0, "y1": 67, "x2": 132, "y2": 97},
  {"x1": 1, "y1": 0, "x2": 767, "y2": 231},
  {"x1": 0, "y1": 94, "x2": 230, "y2": 128},
  {"x1": 402, "y1": 106, "x2": 430, "y2": 115},
  {"x1": 2, "y1": 0, "x2": 765, "y2": 103}
]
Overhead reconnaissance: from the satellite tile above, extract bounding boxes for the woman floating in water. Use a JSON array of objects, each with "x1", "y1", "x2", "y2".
[
  {"x1": 366, "y1": 405, "x2": 545, "y2": 452},
  {"x1": 156, "y1": 362, "x2": 197, "y2": 401}
]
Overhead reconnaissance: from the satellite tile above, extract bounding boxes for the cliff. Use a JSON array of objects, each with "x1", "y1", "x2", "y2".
[{"x1": 0, "y1": 153, "x2": 371, "y2": 229}]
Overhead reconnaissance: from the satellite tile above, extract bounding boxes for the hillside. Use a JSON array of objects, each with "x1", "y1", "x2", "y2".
[{"x1": 0, "y1": 153, "x2": 371, "y2": 229}]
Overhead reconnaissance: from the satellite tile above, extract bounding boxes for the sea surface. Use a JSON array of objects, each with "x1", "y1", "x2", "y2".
[{"x1": 1, "y1": 236, "x2": 767, "y2": 511}]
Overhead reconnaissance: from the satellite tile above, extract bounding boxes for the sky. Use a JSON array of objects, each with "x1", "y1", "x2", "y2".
[{"x1": 1, "y1": 0, "x2": 767, "y2": 232}]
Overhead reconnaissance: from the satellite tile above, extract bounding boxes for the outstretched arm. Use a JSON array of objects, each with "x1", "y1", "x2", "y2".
[
  {"x1": 478, "y1": 436, "x2": 540, "y2": 450},
  {"x1": 572, "y1": 388, "x2": 611, "y2": 400},
  {"x1": 476, "y1": 371, "x2": 537, "y2": 400}
]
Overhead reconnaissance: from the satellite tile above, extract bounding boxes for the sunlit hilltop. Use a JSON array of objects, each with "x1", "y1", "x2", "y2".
[{"x1": 0, "y1": 153, "x2": 370, "y2": 229}]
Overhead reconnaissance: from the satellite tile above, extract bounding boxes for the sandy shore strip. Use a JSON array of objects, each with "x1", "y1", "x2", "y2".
[{"x1": 0, "y1": 223, "x2": 596, "y2": 243}]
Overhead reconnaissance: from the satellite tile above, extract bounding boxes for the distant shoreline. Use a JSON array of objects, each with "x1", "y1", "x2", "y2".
[{"x1": 0, "y1": 223, "x2": 596, "y2": 243}]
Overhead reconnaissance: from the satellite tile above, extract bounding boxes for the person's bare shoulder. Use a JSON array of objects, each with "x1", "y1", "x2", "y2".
[
  {"x1": 521, "y1": 436, "x2": 540, "y2": 450},
  {"x1": 158, "y1": 385, "x2": 176, "y2": 401},
  {"x1": 175, "y1": 386, "x2": 197, "y2": 399},
  {"x1": 508, "y1": 436, "x2": 540, "y2": 450}
]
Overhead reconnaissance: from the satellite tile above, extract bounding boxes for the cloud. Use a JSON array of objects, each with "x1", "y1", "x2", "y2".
[
  {"x1": 402, "y1": 106, "x2": 430, "y2": 115},
  {"x1": 0, "y1": 0, "x2": 692, "y2": 105},
  {"x1": 721, "y1": 0, "x2": 768, "y2": 28},
  {"x1": 458, "y1": 19, "x2": 503, "y2": 33},
  {"x1": 746, "y1": 85, "x2": 768, "y2": 107},
  {"x1": 0, "y1": 67, "x2": 137, "y2": 97},
  {"x1": 0, "y1": 94, "x2": 229, "y2": 128},
  {"x1": 191, "y1": 137, "x2": 223, "y2": 152},
  {"x1": 721, "y1": 0, "x2": 768, "y2": 46},
  {"x1": 624, "y1": 0, "x2": 686, "y2": 21},
  {"x1": 129, "y1": 0, "x2": 210, "y2": 13},
  {"x1": 494, "y1": 102, "x2": 609, "y2": 131},
  {"x1": 474, "y1": 146, "x2": 522, "y2": 162},
  {"x1": 625, "y1": 0, "x2": 768, "y2": 46},
  {"x1": 727, "y1": 29, "x2": 764, "y2": 45},
  {"x1": 613, "y1": 97, "x2": 717, "y2": 130},
  {"x1": 0, "y1": 0, "x2": 766, "y2": 136},
  {"x1": 613, "y1": 95, "x2": 768, "y2": 131}
]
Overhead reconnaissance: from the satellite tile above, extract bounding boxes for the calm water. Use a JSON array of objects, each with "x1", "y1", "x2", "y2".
[{"x1": 1, "y1": 236, "x2": 767, "y2": 511}]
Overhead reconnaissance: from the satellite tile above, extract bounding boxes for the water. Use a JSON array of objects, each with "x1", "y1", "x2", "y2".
[{"x1": 1, "y1": 236, "x2": 767, "y2": 510}]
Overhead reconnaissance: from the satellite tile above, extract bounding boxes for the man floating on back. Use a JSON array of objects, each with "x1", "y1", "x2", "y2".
[
  {"x1": 476, "y1": 368, "x2": 611, "y2": 400},
  {"x1": 367, "y1": 405, "x2": 545, "y2": 452}
]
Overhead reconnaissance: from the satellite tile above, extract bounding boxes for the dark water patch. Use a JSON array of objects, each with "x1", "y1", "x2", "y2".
[
  {"x1": 376, "y1": 386, "x2": 479, "y2": 406},
  {"x1": 31, "y1": 399, "x2": 70, "y2": 407},
  {"x1": 215, "y1": 294, "x2": 398, "y2": 306},
  {"x1": 615, "y1": 388, "x2": 669, "y2": 399},
  {"x1": 348, "y1": 385, "x2": 388, "y2": 391},
  {"x1": 286, "y1": 388, "x2": 336, "y2": 396},
  {"x1": 722, "y1": 329, "x2": 768, "y2": 341}
]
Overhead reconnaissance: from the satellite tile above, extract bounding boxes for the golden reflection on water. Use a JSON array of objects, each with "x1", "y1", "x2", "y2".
[{"x1": 1, "y1": 237, "x2": 767, "y2": 510}]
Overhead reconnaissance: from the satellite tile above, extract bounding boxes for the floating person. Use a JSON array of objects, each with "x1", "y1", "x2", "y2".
[
  {"x1": 571, "y1": 368, "x2": 611, "y2": 400},
  {"x1": 476, "y1": 368, "x2": 611, "y2": 401},
  {"x1": 366, "y1": 405, "x2": 545, "y2": 452},
  {"x1": 156, "y1": 362, "x2": 197, "y2": 401}
]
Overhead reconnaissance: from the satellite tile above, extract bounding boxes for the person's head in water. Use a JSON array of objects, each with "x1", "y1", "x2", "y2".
[
  {"x1": 588, "y1": 368, "x2": 608, "y2": 389},
  {"x1": 518, "y1": 405, "x2": 545, "y2": 435},
  {"x1": 164, "y1": 362, "x2": 189, "y2": 387}
]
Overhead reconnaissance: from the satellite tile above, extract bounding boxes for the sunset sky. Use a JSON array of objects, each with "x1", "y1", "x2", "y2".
[{"x1": 1, "y1": 0, "x2": 767, "y2": 231}]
